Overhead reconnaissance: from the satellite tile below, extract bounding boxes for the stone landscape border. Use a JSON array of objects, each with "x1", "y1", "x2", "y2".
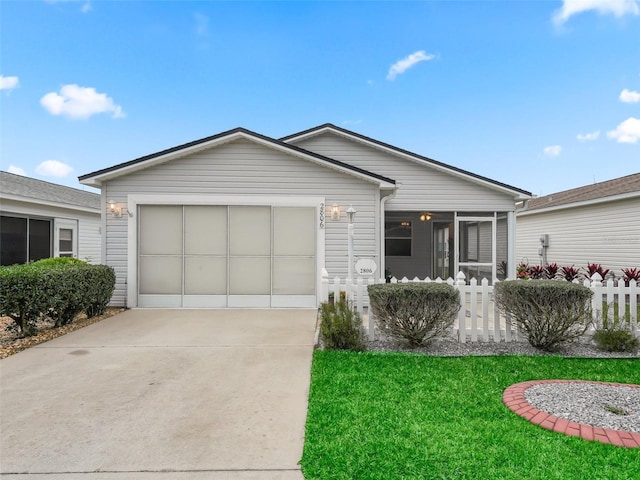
[{"x1": 503, "y1": 380, "x2": 640, "y2": 448}]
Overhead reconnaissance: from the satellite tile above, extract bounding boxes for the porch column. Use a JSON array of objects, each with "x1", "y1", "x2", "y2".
[{"x1": 507, "y1": 210, "x2": 516, "y2": 279}]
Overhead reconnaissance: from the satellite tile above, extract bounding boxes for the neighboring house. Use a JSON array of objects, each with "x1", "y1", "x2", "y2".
[
  {"x1": 0, "y1": 171, "x2": 101, "y2": 266},
  {"x1": 79, "y1": 124, "x2": 531, "y2": 308},
  {"x1": 516, "y1": 173, "x2": 640, "y2": 277}
]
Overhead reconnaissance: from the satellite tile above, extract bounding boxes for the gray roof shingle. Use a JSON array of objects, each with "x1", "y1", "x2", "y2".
[
  {"x1": 1, "y1": 171, "x2": 100, "y2": 211},
  {"x1": 524, "y1": 172, "x2": 640, "y2": 212}
]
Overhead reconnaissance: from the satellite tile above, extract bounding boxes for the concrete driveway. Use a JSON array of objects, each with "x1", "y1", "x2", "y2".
[{"x1": 0, "y1": 309, "x2": 318, "y2": 479}]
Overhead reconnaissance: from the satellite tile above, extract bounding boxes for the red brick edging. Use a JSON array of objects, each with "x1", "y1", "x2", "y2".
[{"x1": 503, "y1": 380, "x2": 640, "y2": 448}]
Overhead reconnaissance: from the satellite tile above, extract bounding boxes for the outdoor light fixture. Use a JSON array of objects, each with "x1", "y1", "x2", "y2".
[
  {"x1": 108, "y1": 200, "x2": 122, "y2": 217},
  {"x1": 346, "y1": 206, "x2": 356, "y2": 224},
  {"x1": 331, "y1": 204, "x2": 340, "y2": 220},
  {"x1": 420, "y1": 212, "x2": 432, "y2": 222}
]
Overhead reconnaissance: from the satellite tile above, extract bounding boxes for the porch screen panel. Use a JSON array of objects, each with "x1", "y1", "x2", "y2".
[
  {"x1": 0, "y1": 216, "x2": 27, "y2": 266},
  {"x1": 229, "y1": 206, "x2": 271, "y2": 295},
  {"x1": 28, "y1": 219, "x2": 51, "y2": 262},
  {"x1": 184, "y1": 206, "x2": 227, "y2": 295},
  {"x1": 139, "y1": 205, "x2": 182, "y2": 295},
  {"x1": 273, "y1": 207, "x2": 315, "y2": 294}
]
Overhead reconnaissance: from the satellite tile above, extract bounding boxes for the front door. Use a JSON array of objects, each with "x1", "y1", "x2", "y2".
[
  {"x1": 433, "y1": 223, "x2": 453, "y2": 279},
  {"x1": 54, "y1": 219, "x2": 78, "y2": 259},
  {"x1": 455, "y1": 215, "x2": 496, "y2": 282}
]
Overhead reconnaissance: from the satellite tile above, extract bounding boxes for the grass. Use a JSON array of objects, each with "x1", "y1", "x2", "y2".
[{"x1": 301, "y1": 351, "x2": 640, "y2": 480}]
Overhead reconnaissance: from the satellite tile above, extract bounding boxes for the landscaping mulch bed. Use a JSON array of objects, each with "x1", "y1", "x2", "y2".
[{"x1": 0, "y1": 307, "x2": 125, "y2": 359}]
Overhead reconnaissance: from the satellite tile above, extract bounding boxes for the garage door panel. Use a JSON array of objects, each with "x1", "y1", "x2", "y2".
[
  {"x1": 139, "y1": 256, "x2": 182, "y2": 294},
  {"x1": 184, "y1": 256, "x2": 227, "y2": 295},
  {"x1": 138, "y1": 204, "x2": 317, "y2": 307},
  {"x1": 184, "y1": 206, "x2": 227, "y2": 255},
  {"x1": 229, "y1": 206, "x2": 270, "y2": 256},
  {"x1": 140, "y1": 206, "x2": 182, "y2": 255},
  {"x1": 273, "y1": 207, "x2": 315, "y2": 256},
  {"x1": 229, "y1": 257, "x2": 271, "y2": 295},
  {"x1": 273, "y1": 257, "x2": 315, "y2": 295}
]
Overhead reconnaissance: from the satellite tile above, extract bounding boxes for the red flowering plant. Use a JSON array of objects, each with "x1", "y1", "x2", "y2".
[
  {"x1": 561, "y1": 265, "x2": 581, "y2": 282},
  {"x1": 544, "y1": 263, "x2": 559, "y2": 279},
  {"x1": 622, "y1": 267, "x2": 640, "y2": 286},
  {"x1": 585, "y1": 263, "x2": 610, "y2": 280}
]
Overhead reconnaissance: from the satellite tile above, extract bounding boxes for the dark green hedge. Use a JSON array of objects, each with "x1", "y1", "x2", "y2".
[{"x1": 0, "y1": 260, "x2": 116, "y2": 337}]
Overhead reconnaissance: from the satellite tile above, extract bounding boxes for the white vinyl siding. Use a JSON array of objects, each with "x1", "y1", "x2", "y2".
[
  {"x1": 516, "y1": 197, "x2": 640, "y2": 276},
  {"x1": 103, "y1": 138, "x2": 379, "y2": 306},
  {"x1": 0, "y1": 198, "x2": 101, "y2": 264},
  {"x1": 290, "y1": 132, "x2": 518, "y2": 211}
]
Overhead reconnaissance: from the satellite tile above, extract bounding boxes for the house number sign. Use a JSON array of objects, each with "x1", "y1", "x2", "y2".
[
  {"x1": 319, "y1": 203, "x2": 325, "y2": 229},
  {"x1": 355, "y1": 258, "x2": 377, "y2": 276}
]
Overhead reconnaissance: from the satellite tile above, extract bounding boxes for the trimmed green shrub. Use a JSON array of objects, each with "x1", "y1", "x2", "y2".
[
  {"x1": 593, "y1": 312, "x2": 639, "y2": 353},
  {"x1": 368, "y1": 282, "x2": 460, "y2": 347},
  {"x1": 0, "y1": 261, "x2": 116, "y2": 336},
  {"x1": 0, "y1": 264, "x2": 47, "y2": 336},
  {"x1": 32, "y1": 257, "x2": 86, "y2": 267},
  {"x1": 493, "y1": 280, "x2": 592, "y2": 351},
  {"x1": 319, "y1": 300, "x2": 366, "y2": 351},
  {"x1": 83, "y1": 265, "x2": 116, "y2": 317}
]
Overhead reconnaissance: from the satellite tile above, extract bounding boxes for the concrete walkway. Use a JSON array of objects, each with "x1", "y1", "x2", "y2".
[{"x1": 0, "y1": 309, "x2": 318, "y2": 479}]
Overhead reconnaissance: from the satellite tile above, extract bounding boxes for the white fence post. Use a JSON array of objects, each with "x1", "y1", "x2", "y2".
[
  {"x1": 456, "y1": 271, "x2": 466, "y2": 343},
  {"x1": 321, "y1": 268, "x2": 329, "y2": 304},
  {"x1": 493, "y1": 279, "x2": 501, "y2": 343},
  {"x1": 590, "y1": 273, "x2": 603, "y2": 327},
  {"x1": 630, "y1": 279, "x2": 638, "y2": 337},
  {"x1": 469, "y1": 277, "x2": 478, "y2": 342}
]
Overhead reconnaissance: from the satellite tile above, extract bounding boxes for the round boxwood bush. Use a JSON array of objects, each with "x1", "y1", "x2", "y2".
[
  {"x1": 368, "y1": 282, "x2": 460, "y2": 347},
  {"x1": 493, "y1": 280, "x2": 593, "y2": 351}
]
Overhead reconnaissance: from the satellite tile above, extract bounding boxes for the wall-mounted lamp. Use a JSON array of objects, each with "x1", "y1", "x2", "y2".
[
  {"x1": 330, "y1": 204, "x2": 341, "y2": 221},
  {"x1": 346, "y1": 206, "x2": 356, "y2": 225},
  {"x1": 108, "y1": 200, "x2": 122, "y2": 218},
  {"x1": 419, "y1": 212, "x2": 432, "y2": 222}
]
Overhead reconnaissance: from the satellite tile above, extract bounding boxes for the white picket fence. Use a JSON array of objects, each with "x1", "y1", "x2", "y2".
[{"x1": 320, "y1": 270, "x2": 639, "y2": 343}]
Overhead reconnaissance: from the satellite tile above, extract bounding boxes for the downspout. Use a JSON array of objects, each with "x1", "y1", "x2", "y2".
[{"x1": 379, "y1": 188, "x2": 397, "y2": 281}]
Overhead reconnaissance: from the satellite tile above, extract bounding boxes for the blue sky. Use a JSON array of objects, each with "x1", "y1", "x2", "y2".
[{"x1": 1, "y1": 0, "x2": 639, "y2": 197}]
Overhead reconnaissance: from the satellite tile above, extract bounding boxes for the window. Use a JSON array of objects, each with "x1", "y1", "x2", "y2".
[
  {"x1": 0, "y1": 215, "x2": 52, "y2": 266},
  {"x1": 58, "y1": 228, "x2": 74, "y2": 257},
  {"x1": 385, "y1": 220, "x2": 412, "y2": 256}
]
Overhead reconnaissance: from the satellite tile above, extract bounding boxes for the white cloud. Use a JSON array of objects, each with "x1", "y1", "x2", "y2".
[
  {"x1": 553, "y1": 0, "x2": 640, "y2": 26},
  {"x1": 45, "y1": 0, "x2": 92, "y2": 13},
  {"x1": 36, "y1": 160, "x2": 74, "y2": 177},
  {"x1": 8, "y1": 165, "x2": 26, "y2": 176},
  {"x1": 577, "y1": 130, "x2": 600, "y2": 141},
  {"x1": 387, "y1": 50, "x2": 436, "y2": 81},
  {"x1": 40, "y1": 84, "x2": 125, "y2": 119},
  {"x1": 0, "y1": 75, "x2": 19, "y2": 91},
  {"x1": 543, "y1": 145, "x2": 562, "y2": 157},
  {"x1": 620, "y1": 88, "x2": 640, "y2": 103},
  {"x1": 607, "y1": 117, "x2": 640, "y2": 143},
  {"x1": 194, "y1": 12, "x2": 209, "y2": 36}
]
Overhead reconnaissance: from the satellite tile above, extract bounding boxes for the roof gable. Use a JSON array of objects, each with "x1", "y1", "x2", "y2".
[
  {"x1": 282, "y1": 123, "x2": 532, "y2": 199},
  {"x1": 1, "y1": 171, "x2": 100, "y2": 211},
  {"x1": 79, "y1": 127, "x2": 396, "y2": 188},
  {"x1": 523, "y1": 172, "x2": 640, "y2": 212}
]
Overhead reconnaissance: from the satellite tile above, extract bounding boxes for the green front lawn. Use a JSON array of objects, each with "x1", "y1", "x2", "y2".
[{"x1": 301, "y1": 351, "x2": 640, "y2": 480}]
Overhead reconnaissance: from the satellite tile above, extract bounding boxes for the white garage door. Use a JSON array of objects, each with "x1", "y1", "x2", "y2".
[{"x1": 138, "y1": 205, "x2": 317, "y2": 307}]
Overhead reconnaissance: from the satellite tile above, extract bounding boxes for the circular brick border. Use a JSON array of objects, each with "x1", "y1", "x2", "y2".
[{"x1": 503, "y1": 380, "x2": 640, "y2": 448}]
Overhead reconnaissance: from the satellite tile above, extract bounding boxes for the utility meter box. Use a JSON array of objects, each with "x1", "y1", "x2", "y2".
[{"x1": 539, "y1": 234, "x2": 550, "y2": 247}]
